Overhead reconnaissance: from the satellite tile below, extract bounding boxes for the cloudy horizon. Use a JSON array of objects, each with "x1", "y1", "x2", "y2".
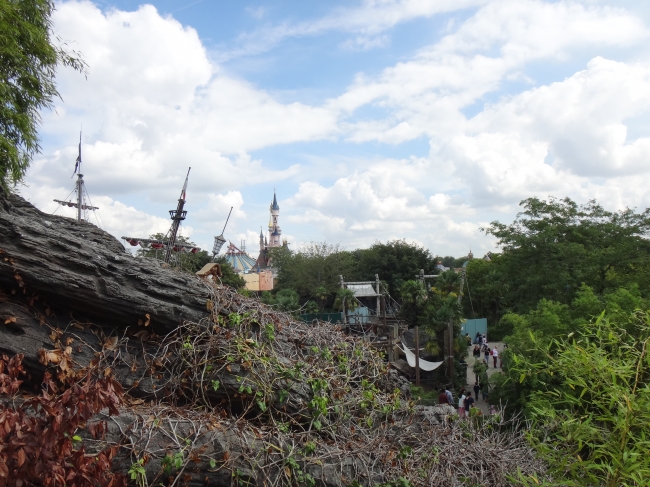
[{"x1": 21, "y1": 0, "x2": 650, "y2": 258}]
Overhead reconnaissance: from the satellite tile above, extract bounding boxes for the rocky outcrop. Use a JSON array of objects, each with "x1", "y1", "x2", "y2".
[{"x1": 0, "y1": 193, "x2": 210, "y2": 336}]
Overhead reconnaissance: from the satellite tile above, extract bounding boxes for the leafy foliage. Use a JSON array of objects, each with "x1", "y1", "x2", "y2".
[
  {"x1": 270, "y1": 240, "x2": 440, "y2": 309},
  {"x1": 0, "y1": 354, "x2": 125, "y2": 486},
  {"x1": 484, "y1": 197, "x2": 650, "y2": 313},
  {"x1": 0, "y1": 0, "x2": 85, "y2": 189},
  {"x1": 510, "y1": 312, "x2": 650, "y2": 486}
]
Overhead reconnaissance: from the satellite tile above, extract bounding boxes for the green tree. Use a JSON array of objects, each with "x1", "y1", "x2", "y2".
[
  {"x1": 1, "y1": 0, "x2": 85, "y2": 189},
  {"x1": 333, "y1": 288, "x2": 358, "y2": 313},
  {"x1": 355, "y1": 240, "x2": 438, "y2": 300},
  {"x1": 434, "y1": 269, "x2": 461, "y2": 295},
  {"x1": 274, "y1": 288, "x2": 300, "y2": 313},
  {"x1": 311, "y1": 285, "x2": 329, "y2": 313},
  {"x1": 270, "y1": 242, "x2": 358, "y2": 307},
  {"x1": 484, "y1": 197, "x2": 650, "y2": 313},
  {"x1": 462, "y1": 256, "x2": 507, "y2": 326},
  {"x1": 512, "y1": 311, "x2": 650, "y2": 486}
]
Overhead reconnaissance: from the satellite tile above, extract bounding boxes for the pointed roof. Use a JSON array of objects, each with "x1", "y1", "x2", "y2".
[
  {"x1": 259, "y1": 227, "x2": 264, "y2": 239},
  {"x1": 271, "y1": 191, "x2": 279, "y2": 211}
]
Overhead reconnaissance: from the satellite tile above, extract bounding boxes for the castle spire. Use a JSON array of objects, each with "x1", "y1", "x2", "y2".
[{"x1": 267, "y1": 190, "x2": 281, "y2": 247}]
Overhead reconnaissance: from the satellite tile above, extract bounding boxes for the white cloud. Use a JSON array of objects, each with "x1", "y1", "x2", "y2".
[
  {"x1": 34, "y1": 1, "x2": 336, "y2": 199},
  {"x1": 23, "y1": 0, "x2": 650, "y2": 257},
  {"x1": 340, "y1": 34, "x2": 391, "y2": 51},
  {"x1": 245, "y1": 6, "x2": 267, "y2": 20},
  {"x1": 330, "y1": 0, "x2": 647, "y2": 144},
  {"x1": 218, "y1": 0, "x2": 487, "y2": 60},
  {"x1": 440, "y1": 57, "x2": 650, "y2": 206}
]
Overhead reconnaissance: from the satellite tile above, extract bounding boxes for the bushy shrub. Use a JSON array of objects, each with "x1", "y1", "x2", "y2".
[{"x1": 511, "y1": 311, "x2": 650, "y2": 486}]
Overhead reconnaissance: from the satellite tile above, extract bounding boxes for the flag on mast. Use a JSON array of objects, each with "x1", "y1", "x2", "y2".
[{"x1": 72, "y1": 131, "x2": 81, "y2": 177}]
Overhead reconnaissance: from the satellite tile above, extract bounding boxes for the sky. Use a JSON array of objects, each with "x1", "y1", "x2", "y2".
[{"x1": 21, "y1": 0, "x2": 650, "y2": 259}]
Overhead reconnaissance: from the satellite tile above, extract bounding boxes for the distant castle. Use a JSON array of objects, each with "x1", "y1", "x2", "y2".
[
  {"x1": 256, "y1": 191, "x2": 286, "y2": 269},
  {"x1": 223, "y1": 191, "x2": 285, "y2": 291}
]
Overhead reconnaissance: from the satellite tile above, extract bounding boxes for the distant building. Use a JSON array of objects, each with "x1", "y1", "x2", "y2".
[
  {"x1": 224, "y1": 242, "x2": 257, "y2": 273},
  {"x1": 268, "y1": 191, "x2": 282, "y2": 247},
  {"x1": 256, "y1": 191, "x2": 287, "y2": 271},
  {"x1": 243, "y1": 269, "x2": 274, "y2": 291},
  {"x1": 222, "y1": 191, "x2": 286, "y2": 292}
]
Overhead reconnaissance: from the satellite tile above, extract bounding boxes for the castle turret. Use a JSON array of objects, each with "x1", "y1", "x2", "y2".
[{"x1": 268, "y1": 191, "x2": 282, "y2": 247}]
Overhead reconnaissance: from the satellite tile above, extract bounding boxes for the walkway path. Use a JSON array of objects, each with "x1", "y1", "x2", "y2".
[{"x1": 463, "y1": 341, "x2": 504, "y2": 415}]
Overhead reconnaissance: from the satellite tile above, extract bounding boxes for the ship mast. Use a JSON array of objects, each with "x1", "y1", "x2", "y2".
[
  {"x1": 76, "y1": 132, "x2": 83, "y2": 221},
  {"x1": 164, "y1": 167, "x2": 191, "y2": 264},
  {"x1": 54, "y1": 131, "x2": 99, "y2": 221}
]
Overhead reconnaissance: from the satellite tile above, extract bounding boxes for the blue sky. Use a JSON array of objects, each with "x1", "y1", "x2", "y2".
[{"x1": 22, "y1": 0, "x2": 650, "y2": 258}]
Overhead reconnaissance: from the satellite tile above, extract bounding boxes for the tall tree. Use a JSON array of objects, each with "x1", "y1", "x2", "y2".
[
  {"x1": 485, "y1": 197, "x2": 650, "y2": 312},
  {"x1": 355, "y1": 240, "x2": 438, "y2": 299},
  {"x1": 270, "y1": 243, "x2": 358, "y2": 306},
  {"x1": 0, "y1": 0, "x2": 85, "y2": 189}
]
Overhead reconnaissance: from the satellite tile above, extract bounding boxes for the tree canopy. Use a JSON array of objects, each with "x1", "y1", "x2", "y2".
[
  {"x1": 484, "y1": 197, "x2": 650, "y2": 313},
  {"x1": 270, "y1": 239, "x2": 440, "y2": 311},
  {"x1": 0, "y1": 0, "x2": 85, "y2": 189}
]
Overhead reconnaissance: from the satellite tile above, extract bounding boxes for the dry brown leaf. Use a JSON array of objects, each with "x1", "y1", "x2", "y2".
[
  {"x1": 133, "y1": 330, "x2": 149, "y2": 341},
  {"x1": 130, "y1": 398, "x2": 144, "y2": 405},
  {"x1": 49, "y1": 328, "x2": 63, "y2": 342},
  {"x1": 39, "y1": 349, "x2": 63, "y2": 365},
  {"x1": 103, "y1": 367, "x2": 112, "y2": 377},
  {"x1": 3, "y1": 317, "x2": 16, "y2": 325},
  {"x1": 71, "y1": 323, "x2": 85, "y2": 330},
  {"x1": 144, "y1": 313, "x2": 151, "y2": 327},
  {"x1": 59, "y1": 357, "x2": 69, "y2": 371},
  {"x1": 104, "y1": 336, "x2": 119, "y2": 351}
]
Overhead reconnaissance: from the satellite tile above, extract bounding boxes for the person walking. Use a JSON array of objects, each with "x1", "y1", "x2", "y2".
[
  {"x1": 472, "y1": 345, "x2": 481, "y2": 362},
  {"x1": 475, "y1": 332, "x2": 481, "y2": 344},
  {"x1": 464, "y1": 392, "x2": 475, "y2": 415},
  {"x1": 483, "y1": 344, "x2": 490, "y2": 365},
  {"x1": 473, "y1": 382, "x2": 481, "y2": 401},
  {"x1": 458, "y1": 391, "x2": 466, "y2": 418},
  {"x1": 492, "y1": 347, "x2": 499, "y2": 368},
  {"x1": 438, "y1": 388, "x2": 449, "y2": 404}
]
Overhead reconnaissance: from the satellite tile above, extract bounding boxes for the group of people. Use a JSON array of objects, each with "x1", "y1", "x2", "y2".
[
  {"x1": 436, "y1": 330, "x2": 505, "y2": 418},
  {"x1": 470, "y1": 332, "x2": 500, "y2": 368},
  {"x1": 438, "y1": 383, "x2": 488, "y2": 418}
]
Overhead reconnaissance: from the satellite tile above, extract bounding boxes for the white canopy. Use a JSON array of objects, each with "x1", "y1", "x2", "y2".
[{"x1": 398, "y1": 341, "x2": 444, "y2": 371}]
